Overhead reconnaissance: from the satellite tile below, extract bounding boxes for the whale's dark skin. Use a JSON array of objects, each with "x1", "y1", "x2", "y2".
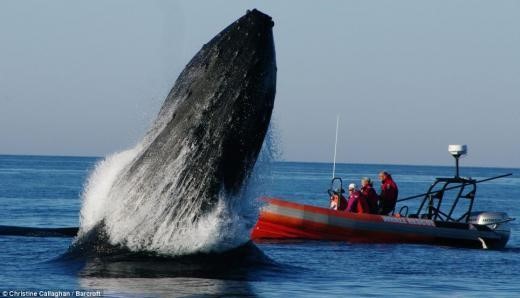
[
  {"x1": 128, "y1": 9, "x2": 277, "y2": 213},
  {"x1": 0, "y1": 225, "x2": 78, "y2": 237}
]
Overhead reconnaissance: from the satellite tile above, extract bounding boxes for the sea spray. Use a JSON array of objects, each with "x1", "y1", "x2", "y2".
[
  {"x1": 76, "y1": 128, "x2": 277, "y2": 255},
  {"x1": 78, "y1": 147, "x2": 142, "y2": 234}
]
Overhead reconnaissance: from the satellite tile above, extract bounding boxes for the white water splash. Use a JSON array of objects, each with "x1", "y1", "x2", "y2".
[
  {"x1": 77, "y1": 125, "x2": 277, "y2": 256},
  {"x1": 79, "y1": 147, "x2": 142, "y2": 234}
]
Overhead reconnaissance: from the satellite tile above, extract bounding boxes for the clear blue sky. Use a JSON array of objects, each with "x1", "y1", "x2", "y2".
[{"x1": 1, "y1": 1, "x2": 519, "y2": 167}]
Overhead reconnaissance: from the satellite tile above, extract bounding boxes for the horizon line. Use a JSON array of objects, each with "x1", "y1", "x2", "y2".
[{"x1": 0, "y1": 153, "x2": 518, "y2": 171}]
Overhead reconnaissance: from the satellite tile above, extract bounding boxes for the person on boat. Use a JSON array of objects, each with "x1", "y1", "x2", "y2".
[
  {"x1": 360, "y1": 177, "x2": 379, "y2": 214},
  {"x1": 378, "y1": 171, "x2": 399, "y2": 215},
  {"x1": 346, "y1": 183, "x2": 370, "y2": 213},
  {"x1": 330, "y1": 188, "x2": 347, "y2": 211}
]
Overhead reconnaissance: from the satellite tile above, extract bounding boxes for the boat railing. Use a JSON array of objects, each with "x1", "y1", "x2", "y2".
[{"x1": 396, "y1": 173, "x2": 512, "y2": 223}]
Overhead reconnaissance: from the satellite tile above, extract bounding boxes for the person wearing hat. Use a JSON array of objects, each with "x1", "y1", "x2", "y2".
[
  {"x1": 329, "y1": 187, "x2": 347, "y2": 211},
  {"x1": 346, "y1": 183, "x2": 369, "y2": 213},
  {"x1": 361, "y1": 177, "x2": 380, "y2": 214}
]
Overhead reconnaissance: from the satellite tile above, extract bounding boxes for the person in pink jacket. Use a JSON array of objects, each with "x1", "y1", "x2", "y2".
[{"x1": 346, "y1": 183, "x2": 369, "y2": 213}]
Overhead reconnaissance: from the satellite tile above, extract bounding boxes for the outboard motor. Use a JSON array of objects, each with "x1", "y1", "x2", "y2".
[
  {"x1": 469, "y1": 212, "x2": 513, "y2": 231},
  {"x1": 469, "y1": 211, "x2": 514, "y2": 248}
]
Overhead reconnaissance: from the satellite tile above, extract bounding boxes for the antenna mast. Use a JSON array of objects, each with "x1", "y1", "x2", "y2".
[{"x1": 332, "y1": 115, "x2": 340, "y2": 178}]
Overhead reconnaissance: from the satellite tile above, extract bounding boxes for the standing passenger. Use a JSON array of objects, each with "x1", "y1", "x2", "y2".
[
  {"x1": 360, "y1": 177, "x2": 379, "y2": 214},
  {"x1": 346, "y1": 183, "x2": 369, "y2": 213},
  {"x1": 378, "y1": 171, "x2": 399, "y2": 215}
]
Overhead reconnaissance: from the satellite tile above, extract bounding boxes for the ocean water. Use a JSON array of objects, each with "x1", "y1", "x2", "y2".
[{"x1": 0, "y1": 155, "x2": 519, "y2": 297}]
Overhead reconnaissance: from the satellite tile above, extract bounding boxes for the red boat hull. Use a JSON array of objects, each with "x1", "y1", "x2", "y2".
[{"x1": 251, "y1": 198, "x2": 509, "y2": 249}]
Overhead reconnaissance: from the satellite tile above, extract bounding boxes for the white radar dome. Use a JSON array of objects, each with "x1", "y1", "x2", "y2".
[{"x1": 448, "y1": 144, "x2": 467, "y2": 157}]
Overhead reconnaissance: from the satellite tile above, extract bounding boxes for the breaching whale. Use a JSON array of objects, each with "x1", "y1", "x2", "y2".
[{"x1": 70, "y1": 9, "x2": 277, "y2": 256}]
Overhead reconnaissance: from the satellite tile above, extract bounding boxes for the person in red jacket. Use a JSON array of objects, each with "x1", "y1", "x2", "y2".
[
  {"x1": 360, "y1": 177, "x2": 379, "y2": 214},
  {"x1": 346, "y1": 183, "x2": 369, "y2": 213},
  {"x1": 378, "y1": 171, "x2": 399, "y2": 215}
]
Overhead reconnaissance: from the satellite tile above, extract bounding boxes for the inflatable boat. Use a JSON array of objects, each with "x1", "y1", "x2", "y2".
[
  {"x1": 251, "y1": 197, "x2": 512, "y2": 249},
  {"x1": 252, "y1": 146, "x2": 514, "y2": 249}
]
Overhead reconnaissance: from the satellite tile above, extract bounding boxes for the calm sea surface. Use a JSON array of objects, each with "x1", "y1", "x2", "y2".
[{"x1": 0, "y1": 155, "x2": 519, "y2": 297}]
